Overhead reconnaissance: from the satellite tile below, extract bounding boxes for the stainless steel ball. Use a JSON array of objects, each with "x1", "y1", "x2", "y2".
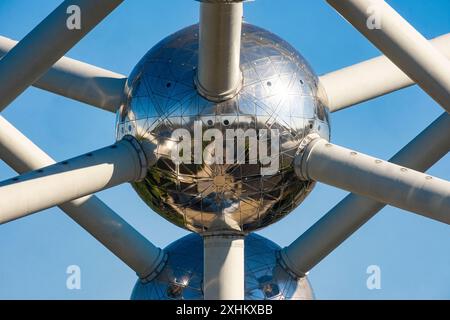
[
  {"x1": 131, "y1": 233, "x2": 314, "y2": 300},
  {"x1": 116, "y1": 23, "x2": 330, "y2": 233}
]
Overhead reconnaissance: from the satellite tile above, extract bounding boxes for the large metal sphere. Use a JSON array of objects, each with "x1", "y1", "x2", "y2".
[
  {"x1": 131, "y1": 233, "x2": 314, "y2": 300},
  {"x1": 116, "y1": 24, "x2": 330, "y2": 233}
]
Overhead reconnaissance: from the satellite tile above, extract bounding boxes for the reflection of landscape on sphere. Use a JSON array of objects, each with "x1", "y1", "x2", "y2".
[
  {"x1": 131, "y1": 233, "x2": 314, "y2": 300},
  {"x1": 116, "y1": 24, "x2": 330, "y2": 233}
]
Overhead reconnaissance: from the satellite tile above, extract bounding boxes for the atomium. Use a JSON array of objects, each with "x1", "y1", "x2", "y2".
[
  {"x1": 131, "y1": 233, "x2": 314, "y2": 300},
  {"x1": 1, "y1": 0, "x2": 448, "y2": 301},
  {"x1": 116, "y1": 23, "x2": 330, "y2": 233}
]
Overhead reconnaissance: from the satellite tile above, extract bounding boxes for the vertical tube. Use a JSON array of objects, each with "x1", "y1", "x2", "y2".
[
  {"x1": 326, "y1": 0, "x2": 450, "y2": 113},
  {"x1": 0, "y1": 116, "x2": 164, "y2": 279},
  {"x1": 203, "y1": 233, "x2": 245, "y2": 300},
  {"x1": 0, "y1": 36, "x2": 126, "y2": 112},
  {"x1": 196, "y1": 1, "x2": 244, "y2": 101}
]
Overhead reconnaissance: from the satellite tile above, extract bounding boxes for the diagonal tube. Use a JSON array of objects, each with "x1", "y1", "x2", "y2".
[
  {"x1": 326, "y1": 0, "x2": 450, "y2": 114},
  {"x1": 0, "y1": 116, "x2": 164, "y2": 279},
  {"x1": 296, "y1": 138, "x2": 450, "y2": 223},
  {"x1": 0, "y1": 36, "x2": 125, "y2": 112},
  {"x1": 0, "y1": 134, "x2": 149, "y2": 225},
  {"x1": 281, "y1": 113, "x2": 450, "y2": 276},
  {"x1": 0, "y1": 0, "x2": 123, "y2": 111}
]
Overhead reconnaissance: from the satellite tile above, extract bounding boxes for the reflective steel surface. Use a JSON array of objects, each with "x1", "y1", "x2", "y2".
[
  {"x1": 131, "y1": 233, "x2": 314, "y2": 300},
  {"x1": 117, "y1": 23, "x2": 330, "y2": 233}
]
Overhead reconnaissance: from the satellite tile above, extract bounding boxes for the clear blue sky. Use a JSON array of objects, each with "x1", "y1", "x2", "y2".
[{"x1": 0, "y1": 0, "x2": 449, "y2": 299}]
